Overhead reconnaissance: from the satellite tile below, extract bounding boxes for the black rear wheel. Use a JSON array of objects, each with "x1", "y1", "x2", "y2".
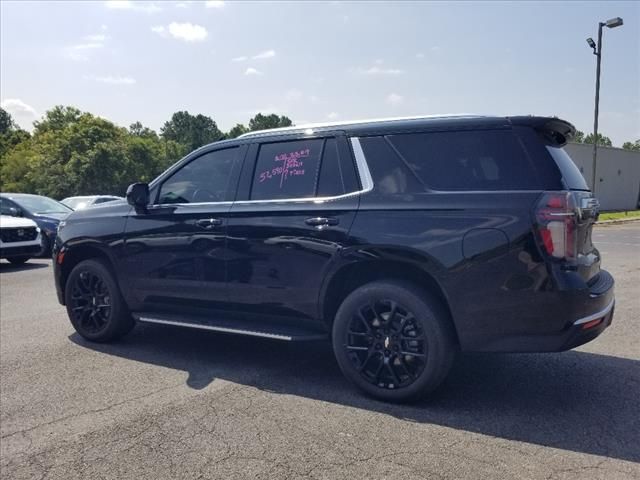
[
  {"x1": 332, "y1": 281, "x2": 455, "y2": 402},
  {"x1": 65, "y1": 259, "x2": 134, "y2": 342}
]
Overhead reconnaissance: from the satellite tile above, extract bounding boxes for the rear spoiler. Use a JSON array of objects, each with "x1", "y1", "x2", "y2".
[{"x1": 508, "y1": 116, "x2": 577, "y2": 147}]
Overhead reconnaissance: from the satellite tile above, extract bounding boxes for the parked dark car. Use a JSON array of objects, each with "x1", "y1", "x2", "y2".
[
  {"x1": 52, "y1": 115, "x2": 614, "y2": 402},
  {"x1": 0, "y1": 193, "x2": 72, "y2": 255}
]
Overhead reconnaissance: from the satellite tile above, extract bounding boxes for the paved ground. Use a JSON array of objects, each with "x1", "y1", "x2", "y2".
[{"x1": 1, "y1": 223, "x2": 639, "y2": 480}]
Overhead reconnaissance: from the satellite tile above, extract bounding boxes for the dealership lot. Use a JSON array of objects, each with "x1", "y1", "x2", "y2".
[{"x1": 1, "y1": 223, "x2": 638, "y2": 479}]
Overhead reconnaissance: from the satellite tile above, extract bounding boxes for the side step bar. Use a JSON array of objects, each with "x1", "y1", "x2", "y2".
[{"x1": 133, "y1": 312, "x2": 328, "y2": 342}]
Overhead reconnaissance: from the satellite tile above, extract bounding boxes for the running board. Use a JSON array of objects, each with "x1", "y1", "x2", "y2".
[{"x1": 132, "y1": 312, "x2": 328, "y2": 341}]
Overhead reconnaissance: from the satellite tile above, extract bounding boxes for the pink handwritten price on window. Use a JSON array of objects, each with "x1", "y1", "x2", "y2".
[{"x1": 258, "y1": 148, "x2": 311, "y2": 188}]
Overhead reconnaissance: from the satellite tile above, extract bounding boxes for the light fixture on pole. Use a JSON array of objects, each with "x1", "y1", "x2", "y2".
[{"x1": 587, "y1": 16, "x2": 623, "y2": 193}]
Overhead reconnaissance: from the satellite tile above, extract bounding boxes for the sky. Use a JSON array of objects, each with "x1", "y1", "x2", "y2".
[{"x1": 1, "y1": 0, "x2": 639, "y2": 146}]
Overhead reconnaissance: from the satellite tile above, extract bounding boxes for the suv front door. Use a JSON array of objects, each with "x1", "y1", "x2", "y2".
[
  {"x1": 226, "y1": 134, "x2": 363, "y2": 322},
  {"x1": 121, "y1": 145, "x2": 245, "y2": 315}
]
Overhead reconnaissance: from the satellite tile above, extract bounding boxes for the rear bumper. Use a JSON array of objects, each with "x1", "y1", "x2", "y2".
[{"x1": 468, "y1": 269, "x2": 615, "y2": 352}]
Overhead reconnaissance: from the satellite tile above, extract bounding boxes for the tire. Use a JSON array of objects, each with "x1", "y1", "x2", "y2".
[
  {"x1": 7, "y1": 256, "x2": 30, "y2": 265},
  {"x1": 332, "y1": 281, "x2": 456, "y2": 402},
  {"x1": 64, "y1": 259, "x2": 134, "y2": 342}
]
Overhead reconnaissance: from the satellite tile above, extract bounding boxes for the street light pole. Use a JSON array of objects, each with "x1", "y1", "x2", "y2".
[
  {"x1": 587, "y1": 17, "x2": 623, "y2": 194},
  {"x1": 591, "y1": 23, "x2": 603, "y2": 193}
]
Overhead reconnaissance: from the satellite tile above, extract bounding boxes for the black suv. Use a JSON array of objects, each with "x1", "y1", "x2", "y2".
[{"x1": 53, "y1": 115, "x2": 614, "y2": 402}]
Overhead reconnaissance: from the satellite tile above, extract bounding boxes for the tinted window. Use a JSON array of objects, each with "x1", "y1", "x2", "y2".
[
  {"x1": 317, "y1": 138, "x2": 346, "y2": 197},
  {"x1": 358, "y1": 136, "x2": 423, "y2": 194},
  {"x1": 251, "y1": 139, "x2": 323, "y2": 200},
  {"x1": 546, "y1": 146, "x2": 589, "y2": 191},
  {"x1": 158, "y1": 148, "x2": 237, "y2": 204},
  {"x1": 0, "y1": 198, "x2": 17, "y2": 215},
  {"x1": 386, "y1": 129, "x2": 542, "y2": 191}
]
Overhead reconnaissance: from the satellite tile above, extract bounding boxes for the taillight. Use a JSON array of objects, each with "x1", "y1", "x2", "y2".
[{"x1": 534, "y1": 191, "x2": 578, "y2": 262}]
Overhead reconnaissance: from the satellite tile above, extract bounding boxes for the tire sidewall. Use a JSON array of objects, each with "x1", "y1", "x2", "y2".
[{"x1": 332, "y1": 281, "x2": 454, "y2": 402}]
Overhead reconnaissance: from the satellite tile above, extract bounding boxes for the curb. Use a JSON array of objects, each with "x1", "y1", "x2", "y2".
[{"x1": 596, "y1": 218, "x2": 640, "y2": 225}]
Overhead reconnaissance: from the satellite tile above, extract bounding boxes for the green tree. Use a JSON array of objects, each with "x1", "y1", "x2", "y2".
[
  {"x1": 248, "y1": 113, "x2": 293, "y2": 131},
  {"x1": 622, "y1": 139, "x2": 640, "y2": 151},
  {"x1": 573, "y1": 130, "x2": 585, "y2": 143},
  {"x1": 160, "y1": 111, "x2": 223, "y2": 151},
  {"x1": 0, "y1": 108, "x2": 31, "y2": 161},
  {"x1": 129, "y1": 121, "x2": 158, "y2": 139},
  {"x1": 226, "y1": 123, "x2": 248, "y2": 139},
  {"x1": 32, "y1": 105, "x2": 83, "y2": 135},
  {"x1": 584, "y1": 133, "x2": 612, "y2": 147},
  {"x1": 0, "y1": 107, "x2": 17, "y2": 134}
]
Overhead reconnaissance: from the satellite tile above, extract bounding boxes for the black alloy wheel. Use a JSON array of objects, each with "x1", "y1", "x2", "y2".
[
  {"x1": 69, "y1": 270, "x2": 112, "y2": 335},
  {"x1": 332, "y1": 281, "x2": 455, "y2": 402},
  {"x1": 346, "y1": 300, "x2": 427, "y2": 390},
  {"x1": 65, "y1": 259, "x2": 134, "y2": 342}
]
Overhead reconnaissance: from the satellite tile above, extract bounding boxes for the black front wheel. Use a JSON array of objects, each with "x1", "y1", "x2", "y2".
[
  {"x1": 65, "y1": 259, "x2": 134, "y2": 342},
  {"x1": 332, "y1": 281, "x2": 456, "y2": 402}
]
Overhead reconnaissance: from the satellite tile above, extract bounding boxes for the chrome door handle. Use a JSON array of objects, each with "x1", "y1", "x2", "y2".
[
  {"x1": 305, "y1": 217, "x2": 339, "y2": 227},
  {"x1": 195, "y1": 218, "x2": 222, "y2": 229}
]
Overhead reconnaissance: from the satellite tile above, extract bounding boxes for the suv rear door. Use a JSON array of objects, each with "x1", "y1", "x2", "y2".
[{"x1": 226, "y1": 133, "x2": 361, "y2": 322}]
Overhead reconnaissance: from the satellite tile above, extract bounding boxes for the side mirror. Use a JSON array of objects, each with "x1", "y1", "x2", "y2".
[
  {"x1": 8, "y1": 207, "x2": 22, "y2": 217},
  {"x1": 126, "y1": 182, "x2": 150, "y2": 212}
]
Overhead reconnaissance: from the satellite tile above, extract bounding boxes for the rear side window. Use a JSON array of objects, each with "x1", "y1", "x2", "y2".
[
  {"x1": 250, "y1": 137, "x2": 358, "y2": 200},
  {"x1": 386, "y1": 130, "x2": 542, "y2": 191},
  {"x1": 546, "y1": 146, "x2": 589, "y2": 191}
]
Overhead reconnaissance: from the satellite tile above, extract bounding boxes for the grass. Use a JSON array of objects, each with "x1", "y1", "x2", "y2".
[{"x1": 598, "y1": 210, "x2": 640, "y2": 221}]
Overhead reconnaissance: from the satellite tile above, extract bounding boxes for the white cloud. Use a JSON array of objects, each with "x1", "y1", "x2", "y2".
[
  {"x1": 101, "y1": 24, "x2": 108, "y2": 31},
  {"x1": 65, "y1": 42, "x2": 105, "y2": 61},
  {"x1": 244, "y1": 67, "x2": 263, "y2": 76},
  {"x1": 386, "y1": 93, "x2": 404, "y2": 106},
  {"x1": 231, "y1": 55, "x2": 247, "y2": 62},
  {"x1": 416, "y1": 52, "x2": 425, "y2": 59},
  {"x1": 153, "y1": 22, "x2": 208, "y2": 42},
  {"x1": 327, "y1": 112, "x2": 339, "y2": 120},
  {"x1": 252, "y1": 49, "x2": 275, "y2": 60},
  {"x1": 357, "y1": 66, "x2": 404, "y2": 75},
  {"x1": 309, "y1": 95, "x2": 320, "y2": 104},
  {"x1": 374, "y1": 58, "x2": 384, "y2": 65},
  {"x1": 205, "y1": 0, "x2": 225, "y2": 8},
  {"x1": 285, "y1": 89, "x2": 303, "y2": 101},
  {"x1": 85, "y1": 75, "x2": 136, "y2": 85},
  {"x1": 104, "y1": 0, "x2": 162, "y2": 12},
  {"x1": 430, "y1": 46, "x2": 441, "y2": 53},
  {"x1": 1, "y1": 98, "x2": 39, "y2": 118},
  {"x1": 85, "y1": 34, "x2": 108, "y2": 42}
]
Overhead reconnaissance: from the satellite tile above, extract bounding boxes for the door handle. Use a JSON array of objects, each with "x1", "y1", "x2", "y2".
[
  {"x1": 305, "y1": 217, "x2": 339, "y2": 227},
  {"x1": 195, "y1": 218, "x2": 223, "y2": 229}
]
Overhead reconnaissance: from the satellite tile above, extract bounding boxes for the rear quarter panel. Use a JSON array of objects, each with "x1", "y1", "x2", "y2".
[{"x1": 348, "y1": 191, "x2": 563, "y2": 351}]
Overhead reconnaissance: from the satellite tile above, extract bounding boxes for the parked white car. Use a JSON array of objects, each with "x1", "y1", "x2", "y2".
[
  {"x1": 61, "y1": 195, "x2": 124, "y2": 210},
  {"x1": 0, "y1": 215, "x2": 43, "y2": 265}
]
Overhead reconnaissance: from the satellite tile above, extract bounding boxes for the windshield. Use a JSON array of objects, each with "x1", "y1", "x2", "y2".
[
  {"x1": 62, "y1": 197, "x2": 91, "y2": 209},
  {"x1": 13, "y1": 195, "x2": 72, "y2": 215}
]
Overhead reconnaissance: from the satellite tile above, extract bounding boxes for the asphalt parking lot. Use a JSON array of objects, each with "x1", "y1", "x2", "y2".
[{"x1": 1, "y1": 223, "x2": 638, "y2": 480}]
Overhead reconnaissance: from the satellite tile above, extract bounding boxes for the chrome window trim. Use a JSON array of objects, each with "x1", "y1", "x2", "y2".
[
  {"x1": 146, "y1": 137, "x2": 374, "y2": 208},
  {"x1": 573, "y1": 298, "x2": 615, "y2": 325}
]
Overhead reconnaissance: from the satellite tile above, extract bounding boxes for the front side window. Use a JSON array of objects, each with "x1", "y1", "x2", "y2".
[{"x1": 157, "y1": 147, "x2": 238, "y2": 204}]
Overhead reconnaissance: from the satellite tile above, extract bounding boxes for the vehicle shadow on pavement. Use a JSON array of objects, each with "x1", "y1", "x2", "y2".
[
  {"x1": 70, "y1": 324, "x2": 640, "y2": 464},
  {"x1": 0, "y1": 261, "x2": 49, "y2": 273}
]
